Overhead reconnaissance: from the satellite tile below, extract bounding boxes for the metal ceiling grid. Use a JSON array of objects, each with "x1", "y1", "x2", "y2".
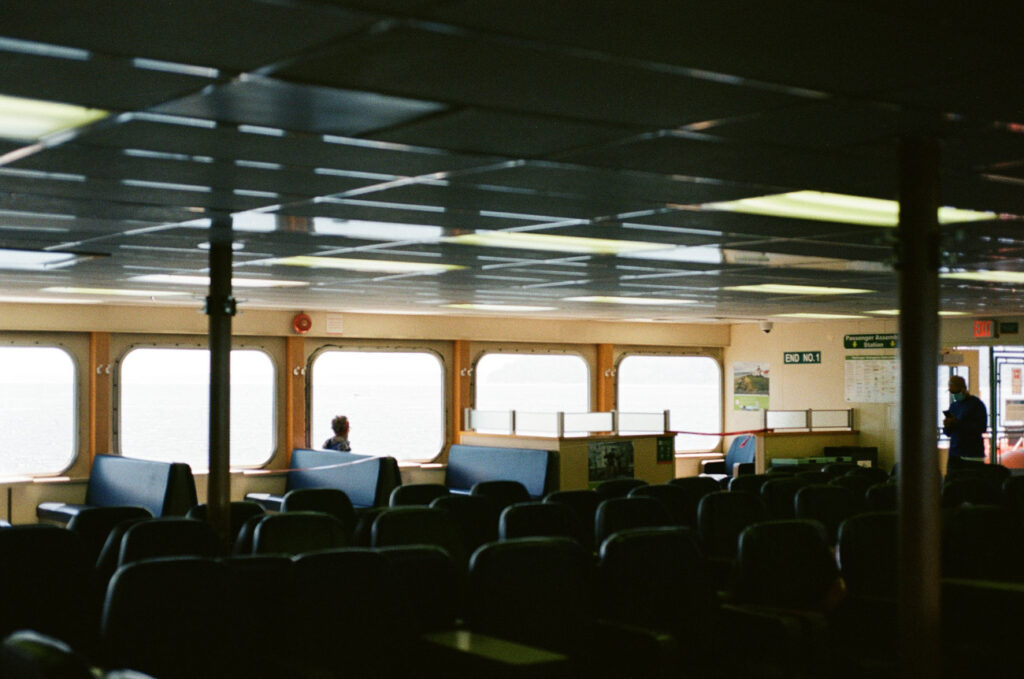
[
  {"x1": 10, "y1": 143, "x2": 387, "y2": 199},
  {"x1": 0, "y1": 1, "x2": 1020, "y2": 322}
]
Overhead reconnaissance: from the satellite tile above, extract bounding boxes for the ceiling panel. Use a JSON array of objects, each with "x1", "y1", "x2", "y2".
[
  {"x1": 275, "y1": 24, "x2": 808, "y2": 129},
  {"x1": 2, "y1": 0, "x2": 372, "y2": 71},
  {"x1": 0, "y1": 52, "x2": 211, "y2": 111},
  {"x1": 156, "y1": 76, "x2": 447, "y2": 137},
  {"x1": 0, "y1": 2, "x2": 1020, "y2": 321},
  {"x1": 561, "y1": 133, "x2": 898, "y2": 198},
  {"x1": 369, "y1": 108, "x2": 637, "y2": 157}
]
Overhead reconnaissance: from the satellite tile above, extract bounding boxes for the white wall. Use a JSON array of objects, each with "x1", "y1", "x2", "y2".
[{"x1": 724, "y1": 319, "x2": 900, "y2": 470}]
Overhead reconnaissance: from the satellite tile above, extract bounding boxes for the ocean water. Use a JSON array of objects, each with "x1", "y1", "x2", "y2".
[{"x1": 0, "y1": 384, "x2": 75, "y2": 476}]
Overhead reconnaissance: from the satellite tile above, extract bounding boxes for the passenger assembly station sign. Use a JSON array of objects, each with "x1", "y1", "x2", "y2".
[{"x1": 843, "y1": 333, "x2": 899, "y2": 349}]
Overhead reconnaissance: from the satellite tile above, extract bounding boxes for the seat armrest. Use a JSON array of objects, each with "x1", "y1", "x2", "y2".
[
  {"x1": 419, "y1": 629, "x2": 570, "y2": 677},
  {"x1": 701, "y1": 459, "x2": 726, "y2": 474},
  {"x1": 36, "y1": 502, "x2": 90, "y2": 524},
  {"x1": 592, "y1": 619, "x2": 677, "y2": 675},
  {"x1": 734, "y1": 462, "x2": 756, "y2": 476},
  {"x1": 244, "y1": 493, "x2": 283, "y2": 512}
]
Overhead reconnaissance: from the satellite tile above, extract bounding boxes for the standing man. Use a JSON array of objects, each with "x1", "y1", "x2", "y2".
[{"x1": 942, "y1": 375, "x2": 988, "y2": 468}]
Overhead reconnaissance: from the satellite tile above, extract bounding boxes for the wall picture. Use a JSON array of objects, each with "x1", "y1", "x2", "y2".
[{"x1": 734, "y1": 362, "x2": 770, "y2": 410}]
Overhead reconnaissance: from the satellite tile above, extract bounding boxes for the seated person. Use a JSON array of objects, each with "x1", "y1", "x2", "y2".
[{"x1": 323, "y1": 415, "x2": 352, "y2": 452}]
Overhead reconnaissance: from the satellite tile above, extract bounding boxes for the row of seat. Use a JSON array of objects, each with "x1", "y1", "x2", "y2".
[
  {"x1": 12, "y1": 507, "x2": 1022, "y2": 679},
  {"x1": 13, "y1": 478, "x2": 1024, "y2": 678},
  {"x1": 0, "y1": 516, "x2": 873, "y2": 679}
]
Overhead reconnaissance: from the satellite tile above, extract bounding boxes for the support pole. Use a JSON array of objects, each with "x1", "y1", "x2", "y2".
[
  {"x1": 206, "y1": 217, "x2": 235, "y2": 545},
  {"x1": 896, "y1": 136, "x2": 942, "y2": 679}
]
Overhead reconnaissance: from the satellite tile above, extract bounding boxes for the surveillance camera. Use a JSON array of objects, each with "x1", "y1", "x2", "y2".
[{"x1": 759, "y1": 321, "x2": 774, "y2": 334}]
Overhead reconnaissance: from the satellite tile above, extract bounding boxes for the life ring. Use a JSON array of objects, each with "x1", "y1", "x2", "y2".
[{"x1": 292, "y1": 312, "x2": 312, "y2": 334}]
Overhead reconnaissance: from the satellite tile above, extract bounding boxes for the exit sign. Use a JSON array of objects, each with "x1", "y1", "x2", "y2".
[
  {"x1": 973, "y1": 319, "x2": 998, "y2": 339},
  {"x1": 784, "y1": 351, "x2": 821, "y2": 364}
]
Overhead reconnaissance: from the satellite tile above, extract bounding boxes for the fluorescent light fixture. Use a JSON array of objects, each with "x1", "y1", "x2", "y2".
[
  {"x1": 130, "y1": 274, "x2": 308, "y2": 288},
  {"x1": 704, "y1": 190, "x2": 997, "y2": 227},
  {"x1": 230, "y1": 213, "x2": 278, "y2": 233},
  {"x1": 620, "y1": 245, "x2": 723, "y2": 264},
  {"x1": 620, "y1": 246, "x2": 890, "y2": 272},
  {"x1": 0, "y1": 248, "x2": 76, "y2": 270},
  {"x1": 868, "y1": 309, "x2": 967, "y2": 317},
  {"x1": 725, "y1": 283, "x2": 873, "y2": 295},
  {"x1": 0, "y1": 295, "x2": 100, "y2": 305},
  {"x1": 775, "y1": 313, "x2": 868, "y2": 319},
  {"x1": 942, "y1": 271, "x2": 1024, "y2": 284},
  {"x1": 566, "y1": 295, "x2": 696, "y2": 305},
  {"x1": 444, "y1": 303, "x2": 556, "y2": 312},
  {"x1": 0, "y1": 94, "x2": 107, "y2": 141},
  {"x1": 259, "y1": 255, "x2": 463, "y2": 274},
  {"x1": 444, "y1": 230, "x2": 669, "y2": 255},
  {"x1": 313, "y1": 218, "x2": 443, "y2": 241},
  {"x1": 42, "y1": 287, "x2": 189, "y2": 297}
]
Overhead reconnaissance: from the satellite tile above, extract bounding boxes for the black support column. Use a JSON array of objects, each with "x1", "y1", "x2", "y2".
[
  {"x1": 896, "y1": 136, "x2": 942, "y2": 679},
  {"x1": 206, "y1": 216, "x2": 235, "y2": 545}
]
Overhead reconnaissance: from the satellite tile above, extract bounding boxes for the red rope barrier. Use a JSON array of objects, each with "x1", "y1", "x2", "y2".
[{"x1": 668, "y1": 428, "x2": 774, "y2": 436}]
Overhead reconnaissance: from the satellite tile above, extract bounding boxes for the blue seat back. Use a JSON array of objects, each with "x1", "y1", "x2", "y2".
[
  {"x1": 85, "y1": 455, "x2": 197, "y2": 517},
  {"x1": 446, "y1": 445, "x2": 553, "y2": 498},
  {"x1": 287, "y1": 449, "x2": 399, "y2": 508},
  {"x1": 725, "y1": 435, "x2": 756, "y2": 471}
]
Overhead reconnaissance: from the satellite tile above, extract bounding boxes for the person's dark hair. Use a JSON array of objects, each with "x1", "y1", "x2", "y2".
[{"x1": 331, "y1": 415, "x2": 349, "y2": 436}]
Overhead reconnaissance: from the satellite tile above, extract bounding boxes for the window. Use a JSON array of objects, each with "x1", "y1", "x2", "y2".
[
  {"x1": 119, "y1": 348, "x2": 275, "y2": 469},
  {"x1": 0, "y1": 346, "x2": 76, "y2": 476},
  {"x1": 475, "y1": 353, "x2": 589, "y2": 434},
  {"x1": 310, "y1": 350, "x2": 444, "y2": 461},
  {"x1": 617, "y1": 355, "x2": 722, "y2": 451}
]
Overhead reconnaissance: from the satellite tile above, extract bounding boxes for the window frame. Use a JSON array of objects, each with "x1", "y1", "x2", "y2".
[
  {"x1": 307, "y1": 345, "x2": 447, "y2": 463},
  {"x1": 615, "y1": 351, "x2": 723, "y2": 453},
  {"x1": 114, "y1": 342, "x2": 278, "y2": 469},
  {"x1": 0, "y1": 341, "x2": 79, "y2": 477}
]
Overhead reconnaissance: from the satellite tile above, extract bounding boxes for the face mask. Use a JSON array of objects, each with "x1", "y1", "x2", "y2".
[{"x1": 952, "y1": 391, "x2": 966, "y2": 403}]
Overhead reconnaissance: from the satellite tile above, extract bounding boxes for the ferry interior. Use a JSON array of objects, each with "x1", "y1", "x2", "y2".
[{"x1": 1, "y1": 3, "x2": 1024, "y2": 678}]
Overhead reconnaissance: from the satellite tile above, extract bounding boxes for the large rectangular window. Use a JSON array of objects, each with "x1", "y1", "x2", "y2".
[
  {"x1": 0, "y1": 346, "x2": 76, "y2": 476},
  {"x1": 617, "y1": 355, "x2": 722, "y2": 451},
  {"x1": 119, "y1": 348, "x2": 275, "y2": 469},
  {"x1": 310, "y1": 350, "x2": 444, "y2": 461},
  {"x1": 475, "y1": 353, "x2": 589, "y2": 434}
]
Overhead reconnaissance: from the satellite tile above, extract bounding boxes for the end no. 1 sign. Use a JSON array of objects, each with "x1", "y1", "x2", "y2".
[{"x1": 784, "y1": 351, "x2": 821, "y2": 365}]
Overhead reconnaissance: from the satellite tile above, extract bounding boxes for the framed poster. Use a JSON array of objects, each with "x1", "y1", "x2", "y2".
[
  {"x1": 588, "y1": 440, "x2": 635, "y2": 485},
  {"x1": 734, "y1": 362, "x2": 770, "y2": 410}
]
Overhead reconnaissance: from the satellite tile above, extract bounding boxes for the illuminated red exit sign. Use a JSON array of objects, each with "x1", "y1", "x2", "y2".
[{"x1": 973, "y1": 319, "x2": 997, "y2": 339}]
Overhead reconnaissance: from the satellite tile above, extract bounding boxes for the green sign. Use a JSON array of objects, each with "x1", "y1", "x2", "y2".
[
  {"x1": 844, "y1": 333, "x2": 898, "y2": 349},
  {"x1": 656, "y1": 437, "x2": 674, "y2": 464},
  {"x1": 1001, "y1": 321, "x2": 1020, "y2": 335},
  {"x1": 784, "y1": 351, "x2": 821, "y2": 364}
]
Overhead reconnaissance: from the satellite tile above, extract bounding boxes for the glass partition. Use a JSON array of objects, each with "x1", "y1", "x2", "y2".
[
  {"x1": 563, "y1": 411, "x2": 614, "y2": 434},
  {"x1": 617, "y1": 411, "x2": 667, "y2": 433}
]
